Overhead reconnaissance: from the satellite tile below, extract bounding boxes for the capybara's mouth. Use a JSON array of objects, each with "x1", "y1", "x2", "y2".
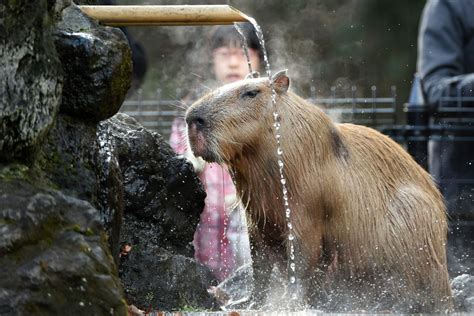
[{"x1": 187, "y1": 124, "x2": 218, "y2": 162}]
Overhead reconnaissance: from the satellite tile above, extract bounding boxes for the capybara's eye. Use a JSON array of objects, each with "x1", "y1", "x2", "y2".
[{"x1": 241, "y1": 89, "x2": 260, "y2": 99}]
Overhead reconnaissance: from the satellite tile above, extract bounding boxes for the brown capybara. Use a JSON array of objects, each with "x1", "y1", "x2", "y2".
[{"x1": 185, "y1": 70, "x2": 453, "y2": 312}]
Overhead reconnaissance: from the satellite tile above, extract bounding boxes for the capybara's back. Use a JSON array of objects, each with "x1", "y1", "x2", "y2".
[{"x1": 325, "y1": 123, "x2": 452, "y2": 311}]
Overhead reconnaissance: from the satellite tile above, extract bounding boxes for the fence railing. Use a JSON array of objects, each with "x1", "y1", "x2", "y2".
[{"x1": 120, "y1": 85, "x2": 399, "y2": 140}]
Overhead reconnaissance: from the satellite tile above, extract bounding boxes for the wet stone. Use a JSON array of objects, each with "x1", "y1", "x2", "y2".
[
  {"x1": 37, "y1": 115, "x2": 98, "y2": 203},
  {"x1": 102, "y1": 114, "x2": 205, "y2": 252},
  {"x1": 0, "y1": 179, "x2": 126, "y2": 315},
  {"x1": 0, "y1": 0, "x2": 62, "y2": 162},
  {"x1": 102, "y1": 114, "x2": 217, "y2": 310},
  {"x1": 119, "y1": 247, "x2": 218, "y2": 311},
  {"x1": 54, "y1": 3, "x2": 132, "y2": 123}
]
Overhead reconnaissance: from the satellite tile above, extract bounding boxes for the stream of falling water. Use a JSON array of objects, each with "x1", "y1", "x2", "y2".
[
  {"x1": 97, "y1": 121, "x2": 116, "y2": 226},
  {"x1": 234, "y1": 24, "x2": 253, "y2": 75},
  {"x1": 234, "y1": 20, "x2": 298, "y2": 305}
]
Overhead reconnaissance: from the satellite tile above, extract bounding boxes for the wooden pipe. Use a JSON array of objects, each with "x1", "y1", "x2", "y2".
[{"x1": 78, "y1": 5, "x2": 249, "y2": 26}]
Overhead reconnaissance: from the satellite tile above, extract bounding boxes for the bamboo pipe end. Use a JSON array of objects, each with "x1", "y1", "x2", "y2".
[{"x1": 78, "y1": 5, "x2": 249, "y2": 26}]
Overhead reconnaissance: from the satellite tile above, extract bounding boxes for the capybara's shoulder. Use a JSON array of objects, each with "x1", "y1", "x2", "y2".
[{"x1": 337, "y1": 123, "x2": 404, "y2": 152}]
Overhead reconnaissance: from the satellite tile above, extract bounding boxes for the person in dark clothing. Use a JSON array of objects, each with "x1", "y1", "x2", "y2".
[
  {"x1": 417, "y1": 0, "x2": 474, "y2": 274},
  {"x1": 418, "y1": 0, "x2": 474, "y2": 105}
]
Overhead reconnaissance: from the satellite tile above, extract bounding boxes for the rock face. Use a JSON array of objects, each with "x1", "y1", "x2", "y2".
[
  {"x1": 103, "y1": 114, "x2": 218, "y2": 311},
  {"x1": 1, "y1": 1, "x2": 217, "y2": 313},
  {"x1": 0, "y1": 0, "x2": 62, "y2": 162},
  {"x1": 0, "y1": 179, "x2": 127, "y2": 315},
  {"x1": 54, "y1": 4, "x2": 132, "y2": 123},
  {"x1": 0, "y1": 0, "x2": 130, "y2": 314},
  {"x1": 106, "y1": 114, "x2": 204, "y2": 254}
]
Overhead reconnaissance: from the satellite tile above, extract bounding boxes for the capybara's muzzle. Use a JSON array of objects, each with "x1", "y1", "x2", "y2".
[
  {"x1": 185, "y1": 108, "x2": 214, "y2": 160},
  {"x1": 186, "y1": 113, "x2": 206, "y2": 131}
]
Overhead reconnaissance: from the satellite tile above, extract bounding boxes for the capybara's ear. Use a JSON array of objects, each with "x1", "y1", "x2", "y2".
[{"x1": 271, "y1": 69, "x2": 290, "y2": 93}]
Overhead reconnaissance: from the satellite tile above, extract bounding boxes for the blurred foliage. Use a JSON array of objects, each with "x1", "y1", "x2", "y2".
[{"x1": 115, "y1": 0, "x2": 426, "y2": 104}]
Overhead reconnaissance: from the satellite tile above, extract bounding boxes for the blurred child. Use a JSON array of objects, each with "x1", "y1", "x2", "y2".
[{"x1": 169, "y1": 24, "x2": 262, "y2": 280}]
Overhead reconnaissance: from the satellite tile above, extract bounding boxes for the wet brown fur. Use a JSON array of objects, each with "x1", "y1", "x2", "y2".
[{"x1": 186, "y1": 76, "x2": 452, "y2": 312}]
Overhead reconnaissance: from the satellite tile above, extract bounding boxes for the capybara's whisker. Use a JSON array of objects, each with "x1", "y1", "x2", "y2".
[{"x1": 170, "y1": 100, "x2": 188, "y2": 110}]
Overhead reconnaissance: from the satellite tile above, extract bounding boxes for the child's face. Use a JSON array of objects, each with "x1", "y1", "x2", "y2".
[{"x1": 212, "y1": 45, "x2": 261, "y2": 84}]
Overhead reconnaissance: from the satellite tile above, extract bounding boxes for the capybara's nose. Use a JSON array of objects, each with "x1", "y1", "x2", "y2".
[{"x1": 186, "y1": 112, "x2": 207, "y2": 130}]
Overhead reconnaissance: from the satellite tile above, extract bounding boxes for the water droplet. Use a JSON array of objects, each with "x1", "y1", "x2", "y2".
[
  {"x1": 288, "y1": 233, "x2": 294, "y2": 241},
  {"x1": 290, "y1": 262, "x2": 296, "y2": 271},
  {"x1": 290, "y1": 276, "x2": 296, "y2": 283},
  {"x1": 277, "y1": 148, "x2": 283, "y2": 155},
  {"x1": 281, "y1": 178, "x2": 286, "y2": 185},
  {"x1": 287, "y1": 222, "x2": 292, "y2": 229}
]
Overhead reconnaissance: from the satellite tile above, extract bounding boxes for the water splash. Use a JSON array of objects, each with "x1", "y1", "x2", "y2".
[
  {"x1": 234, "y1": 23, "x2": 253, "y2": 75},
  {"x1": 96, "y1": 122, "x2": 119, "y2": 229},
  {"x1": 235, "y1": 17, "x2": 298, "y2": 306}
]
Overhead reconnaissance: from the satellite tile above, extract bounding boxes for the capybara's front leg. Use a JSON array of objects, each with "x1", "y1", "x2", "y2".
[{"x1": 249, "y1": 235, "x2": 286, "y2": 309}]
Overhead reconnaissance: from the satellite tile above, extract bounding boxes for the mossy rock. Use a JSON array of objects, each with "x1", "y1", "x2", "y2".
[{"x1": 0, "y1": 179, "x2": 127, "y2": 315}]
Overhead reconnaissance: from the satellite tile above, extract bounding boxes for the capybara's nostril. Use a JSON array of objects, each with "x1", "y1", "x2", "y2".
[
  {"x1": 187, "y1": 113, "x2": 206, "y2": 130},
  {"x1": 195, "y1": 117, "x2": 205, "y2": 128}
]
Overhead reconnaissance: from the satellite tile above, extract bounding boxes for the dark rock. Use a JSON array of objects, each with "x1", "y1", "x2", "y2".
[
  {"x1": 119, "y1": 247, "x2": 218, "y2": 311},
  {"x1": 101, "y1": 114, "x2": 217, "y2": 310},
  {"x1": 54, "y1": 3, "x2": 132, "y2": 123},
  {"x1": 2, "y1": 0, "x2": 213, "y2": 312},
  {"x1": 451, "y1": 274, "x2": 474, "y2": 312},
  {"x1": 35, "y1": 114, "x2": 127, "y2": 262},
  {"x1": 0, "y1": 179, "x2": 127, "y2": 315},
  {"x1": 105, "y1": 113, "x2": 205, "y2": 255},
  {"x1": 36, "y1": 115, "x2": 98, "y2": 203},
  {"x1": 0, "y1": 0, "x2": 63, "y2": 162},
  {"x1": 97, "y1": 120, "x2": 124, "y2": 264}
]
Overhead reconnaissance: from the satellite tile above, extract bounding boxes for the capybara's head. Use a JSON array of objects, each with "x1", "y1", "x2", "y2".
[{"x1": 185, "y1": 70, "x2": 290, "y2": 164}]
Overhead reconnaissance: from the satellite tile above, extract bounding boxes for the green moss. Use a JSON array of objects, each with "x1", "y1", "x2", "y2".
[
  {"x1": 179, "y1": 305, "x2": 210, "y2": 312},
  {"x1": 0, "y1": 164, "x2": 30, "y2": 181},
  {"x1": 68, "y1": 224, "x2": 96, "y2": 237},
  {"x1": 145, "y1": 291, "x2": 154, "y2": 303},
  {"x1": 0, "y1": 218, "x2": 16, "y2": 225},
  {"x1": 71, "y1": 224, "x2": 82, "y2": 233},
  {"x1": 174, "y1": 293, "x2": 211, "y2": 312},
  {"x1": 85, "y1": 228, "x2": 94, "y2": 236},
  {"x1": 79, "y1": 243, "x2": 92, "y2": 253}
]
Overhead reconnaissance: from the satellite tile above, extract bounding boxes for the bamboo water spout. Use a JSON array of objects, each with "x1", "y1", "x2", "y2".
[{"x1": 78, "y1": 5, "x2": 249, "y2": 26}]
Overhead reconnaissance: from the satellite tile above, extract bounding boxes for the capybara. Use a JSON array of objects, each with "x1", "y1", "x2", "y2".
[{"x1": 185, "y1": 70, "x2": 452, "y2": 312}]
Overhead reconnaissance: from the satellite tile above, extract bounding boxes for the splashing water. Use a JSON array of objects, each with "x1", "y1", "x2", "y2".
[
  {"x1": 96, "y1": 122, "x2": 121, "y2": 231},
  {"x1": 234, "y1": 24, "x2": 253, "y2": 75},
  {"x1": 235, "y1": 18, "x2": 298, "y2": 305}
]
